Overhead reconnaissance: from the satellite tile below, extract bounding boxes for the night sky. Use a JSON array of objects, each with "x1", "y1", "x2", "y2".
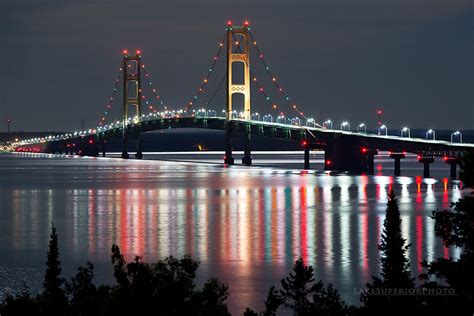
[{"x1": 1, "y1": 0, "x2": 473, "y2": 132}]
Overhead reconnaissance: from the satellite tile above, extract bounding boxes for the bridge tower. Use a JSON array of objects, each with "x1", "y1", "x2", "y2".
[
  {"x1": 121, "y1": 50, "x2": 143, "y2": 159},
  {"x1": 225, "y1": 21, "x2": 252, "y2": 165}
]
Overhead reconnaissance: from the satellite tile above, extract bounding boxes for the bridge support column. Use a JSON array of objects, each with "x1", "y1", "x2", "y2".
[
  {"x1": 445, "y1": 157, "x2": 461, "y2": 178},
  {"x1": 418, "y1": 156, "x2": 435, "y2": 178},
  {"x1": 121, "y1": 133, "x2": 129, "y2": 159},
  {"x1": 242, "y1": 125, "x2": 252, "y2": 166},
  {"x1": 365, "y1": 150, "x2": 378, "y2": 175},
  {"x1": 135, "y1": 134, "x2": 143, "y2": 159},
  {"x1": 101, "y1": 140, "x2": 106, "y2": 157},
  {"x1": 224, "y1": 124, "x2": 234, "y2": 165},
  {"x1": 324, "y1": 134, "x2": 367, "y2": 172},
  {"x1": 304, "y1": 145, "x2": 310, "y2": 170},
  {"x1": 389, "y1": 153, "x2": 405, "y2": 176}
]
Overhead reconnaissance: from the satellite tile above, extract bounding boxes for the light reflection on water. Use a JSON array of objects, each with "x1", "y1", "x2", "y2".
[{"x1": 0, "y1": 153, "x2": 464, "y2": 314}]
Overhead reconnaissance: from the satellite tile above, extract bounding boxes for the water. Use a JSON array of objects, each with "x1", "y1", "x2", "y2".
[{"x1": 0, "y1": 152, "x2": 463, "y2": 314}]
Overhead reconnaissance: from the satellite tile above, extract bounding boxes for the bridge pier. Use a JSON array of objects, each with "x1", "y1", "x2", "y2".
[
  {"x1": 121, "y1": 133, "x2": 129, "y2": 159},
  {"x1": 135, "y1": 134, "x2": 143, "y2": 159},
  {"x1": 224, "y1": 124, "x2": 234, "y2": 165},
  {"x1": 324, "y1": 135, "x2": 368, "y2": 172},
  {"x1": 80, "y1": 137, "x2": 99, "y2": 157},
  {"x1": 304, "y1": 144, "x2": 310, "y2": 170},
  {"x1": 242, "y1": 126, "x2": 252, "y2": 166},
  {"x1": 365, "y1": 149, "x2": 378, "y2": 175},
  {"x1": 418, "y1": 156, "x2": 435, "y2": 178},
  {"x1": 445, "y1": 157, "x2": 461, "y2": 178},
  {"x1": 389, "y1": 153, "x2": 405, "y2": 176},
  {"x1": 100, "y1": 139, "x2": 106, "y2": 157}
]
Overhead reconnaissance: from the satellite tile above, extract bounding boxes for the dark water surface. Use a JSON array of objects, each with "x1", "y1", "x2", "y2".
[{"x1": 0, "y1": 152, "x2": 463, "y2": 314}]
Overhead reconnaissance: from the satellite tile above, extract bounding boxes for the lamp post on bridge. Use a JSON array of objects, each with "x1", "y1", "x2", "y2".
[
  {"x1": 357, "y1": 123, "x2": 366, "y2": 133},
  {"x1": 401, "y1": 127, "x2": 410, "y2": 138},
  {"x1": 323, "y1": 120, "x2": 333, "y2": 129},
  {"x1": 426, "y1": 129, "x2": 436, "y2": 140},
  {"x1": 340, "y1": 121, "x2": 350, "y2": 131},
  {"x1": 378, "y1": 124, "x2": 388, "y2": 136},
  {"x1": 306, "y1": 118, "x2": 316, "y2": 127},
  {"x1": 451, "y1": 131, "x2": 462, "y2": 143}
]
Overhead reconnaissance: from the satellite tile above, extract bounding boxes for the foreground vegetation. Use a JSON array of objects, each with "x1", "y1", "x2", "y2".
[{"x1": 1, "y1": 152, "x2": 473, "y2": 315}]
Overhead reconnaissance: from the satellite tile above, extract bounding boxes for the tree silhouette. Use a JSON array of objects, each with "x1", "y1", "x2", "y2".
[
  {"x1": 361, "y1": 190, "x2": 415, "y2": 313},
  {"x1": 244, "y1": 258, "x2": 347, "y2": 315},
  {"x1": 66, "y1": 261, "x2": 108, "y2": 316},
  {"x1": 39, "y1": 223, "x2": 67, "y2": 315},
  {"x1": 421, "y1": 150, "x2": 474, "y2": 313},
  {"x1": 378, "y1": 190, "x2": 413, "y2": 288}
]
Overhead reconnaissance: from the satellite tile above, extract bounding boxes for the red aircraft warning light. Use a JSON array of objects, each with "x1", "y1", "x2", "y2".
[
  {"x1": 227, "y1": 20, "x2": 233, "y2": 26},
  {"x1": 361, "y1": 147, "x2": 367, "y2": 153},
  {"x1": 123, "y1": 49, "x2": 128, "y2": 55},
  {"x1": 136, "y1": 49, "x2": 141, "y2": 55},
  {"x1": 244, "y1": 20, "x2": 250, "y2": 27}
]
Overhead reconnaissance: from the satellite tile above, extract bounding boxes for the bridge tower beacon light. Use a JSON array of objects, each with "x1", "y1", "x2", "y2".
[
  {"x1": 377, "y1": 109, "x2": 383, "y2": 127},
  {"x1": 226, "y1": 20, "x2": 251, "y2": 121}
]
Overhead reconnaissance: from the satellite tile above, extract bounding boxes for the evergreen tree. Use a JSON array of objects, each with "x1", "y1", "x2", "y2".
[
  {"x1": 244, "y1": 258, "x2": 347, "y2": 315},
  {"x1": 361, "y1": 190, "x2": 415, "y2": 313},
  {"x1": 378, "y1": 190, "x2": 414, "y2": 288},
  {"x1": 39, "y1": 223, "x2": 67, "y2": 315},
  {"x1": 279, "y1": 258, "x2": 319, "y2": 315}
]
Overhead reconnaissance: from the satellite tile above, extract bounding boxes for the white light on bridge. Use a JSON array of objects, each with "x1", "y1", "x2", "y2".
[
  {"x1": 379, "y1": 124, "x2": 388, "y2": 136},
  {"x1": 401, "y1": 126, "x2": 410, "y2": 138},
  {"x1": 357, "y1": 123, "x2": 366, "y2": 133},
  {"x1": 340, "y1": 121, "x2": 350, "y2": 131},
  {"x1": 451, "y1": 131, "x2": 462, "y2": 143},
  {"x1": 323, "y1": 120, "x2": 333, "y2": 129},
  {"x1": 306, "y1": 118, "x2": 316, "y2": 127},
  {"x1": 426, "y1": 129, "x2": 436, "y2": 140}
]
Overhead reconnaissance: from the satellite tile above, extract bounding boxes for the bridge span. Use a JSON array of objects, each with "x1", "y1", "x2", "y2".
[{"x1": 13, "y1": 116, "x2": 474, "y2": 177}]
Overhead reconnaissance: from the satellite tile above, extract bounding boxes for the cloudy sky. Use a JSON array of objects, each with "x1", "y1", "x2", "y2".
[{"x1": 1, "y1": 0, "x2": 472, "y2": 131}]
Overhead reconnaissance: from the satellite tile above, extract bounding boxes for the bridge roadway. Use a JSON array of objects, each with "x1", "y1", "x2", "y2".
[{"x1": 13, "y1": 116, "x2": 474, "y2": 175}]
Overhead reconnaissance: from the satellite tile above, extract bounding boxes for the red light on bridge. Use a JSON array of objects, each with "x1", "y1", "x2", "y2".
[
  {"x1": 377, "y1": 110, "x2": 382, "y2": 115},
  {"x1": 123, "y1": 49, "x2": 128, "y2": 55},
  {"x1": 417, "y1": 155, "x2": 421, "y2": 160},
  {"x1": 325, "y1": 160, "x2": 332, "y2": 165},
  {"x1": 227, "y1": 20, "x2": 233, "y2": 26},
  {"x1": 443, "y1": 156, "x2": 448, "y2": 161},
  {"x1": 403, "y1": 151, "x2": 406, "y2": 155},
  {"x1": 88, "y1": 139, "x2": 94, "y2": 144},
  {"x1": 301, "y1": 140, "x2": 307, "y2": 147},
  {"x1": 244, "y1": 20, "x2": 250, "y2": 27},
  {"x1": 361, "y1": 147, "x2": 367, "y2": 153},
  {"x1": 136, "y1": 49, "x2": 141, "y2": 55}
]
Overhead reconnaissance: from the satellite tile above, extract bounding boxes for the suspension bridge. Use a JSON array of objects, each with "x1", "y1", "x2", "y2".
[{"x1": 12, "y1": 21, "x2": 474, "y2": 177}]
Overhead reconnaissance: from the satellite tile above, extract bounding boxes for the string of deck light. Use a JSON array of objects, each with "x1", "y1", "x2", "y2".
[
  {"x1": 141, "y1": 64, "x2": 167, "y2": 113},
  {"x1": 248, "y1": 31, "x2": 307, "y2": 119},
  {"x1": 203, "y1": 72, "x2": 226, "y2": 109},
  {"x1": 229, "y1": 30, "x2": 281, "y2": 117},
  {"x1": 184, "y1": 32, "x2": 227, "y2": 112},
  {"x1": 98, "y1": 66, "x2": 123, "y2": 126}
]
